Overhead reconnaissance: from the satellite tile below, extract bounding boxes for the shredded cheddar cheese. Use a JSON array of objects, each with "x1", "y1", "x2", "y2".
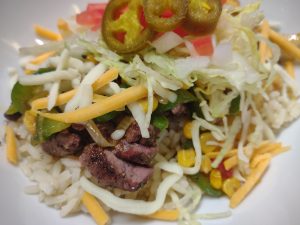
[
  {"x1": 252, "y1": 143, "x2": 282, "y2": 159},
  {"x1": 31, "y1": 68, "x2": 118, "y2": 110},
  {"x1": 5, "y1": 126, "x2": 18, "y2": 165},
  {"x1": 230, "y1": 158, "x2": 271, "y2": 208},
  {"x1": 57, "y1": 18, "x2": 72, "y2": 37},
  {"x1": 283, "y1": 60, "x2": 295, "y2": 78},
  {"x1": 82, "y1": 192, "x2": 110, "y2": 225},
  {"x1": 268, "y1": 29, "x2": 300, "y2": 61},
  {"x1": 224, "y1": 155, "x2": 238, "y2": 170},
  {"x1": 30, "y1": 51, "x2": 56, "y2": 65},
  {"x1": 145, "y1": 209, "x2": 179, "y2": 221},
  {"x1": 259, "y1": 20, "x2": 271, "y2": 63},
  {"x1": 39, "y1": 85, "x2": 148, "y2": 123},
  {"x1": 250, "y1": 153, "x2": 271, "y2": 169},
  {"x1": 34, "y1": 24, "x2": 62, "y2": 41},
  {"x1": 206, "y1": 149, "x2": 237, "y2": 159}
]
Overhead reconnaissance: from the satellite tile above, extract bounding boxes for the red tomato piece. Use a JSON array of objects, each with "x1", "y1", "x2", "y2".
[
  {"x1": 76, "y1": 9, "x2": 104, "y2": 27},
  {"x1": 173, "y1": 26, "x2": 189, "y2": 37},
  {"x1": 217, "y1": 162, "x2": 233, "y2": 180},
  {"x1": 87, "y1": 3, "x2": 107, "y2": 11},
  {"x1": 191, "y1": 36, "x2": 214, "y2": 56},
  {"x1": 221, "y1": 0, "x2": 227, "y2": 5},
  {"x1": 76, "y1": 3, "x2": 107, "y2": 28}
]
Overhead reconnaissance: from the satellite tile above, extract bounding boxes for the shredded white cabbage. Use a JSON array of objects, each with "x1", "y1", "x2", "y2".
[
  {"x1": 18, "y1": 69, "x2": 80, "y2": 85},
  {"x1": 48, "y1": 49, "x2": 69, "y2": 110},
  {"x1": 64, "y1": 63, "x2": 107, "y2": 112},
  {"x1": 127, "y1": 102, "x2": 149, "y2": 138},
  {"x1": 212, "y1": 116, "x2": 242, "y2": 168}
]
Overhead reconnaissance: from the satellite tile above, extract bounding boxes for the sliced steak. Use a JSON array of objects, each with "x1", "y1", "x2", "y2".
[
  {"x1": 124, "y1": 121, "x2": 157, "y2": 147},
  {"x1": 80, "y1": 144, "x2": 153, "y2": 191},
  {"x1": 114, "y1": 140, "x2": 158, "y2": 166},
  {"x1": 42, "y1": 129, "x2": 83, "y2": 157},
  {"x1": 96, "y1": 122, "x2": 115, "y2": 140},
  {"x1": 171, "y1": 104, "x2": 188, "y2": 116}
]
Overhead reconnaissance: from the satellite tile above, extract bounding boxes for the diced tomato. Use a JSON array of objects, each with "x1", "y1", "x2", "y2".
[
  {"x1": 173, "y1": 26, "x2": 189, "y2": 37},
  {"x1": 87, "y1": 3, "x2": 107, "y2": 12},
  {"x1": 217, "y1": 162, "x2": 233, "y2": 180},
  {"x1": 76, "y1": 3, "x2": 107, "y2": 29},
  {"x1": 221, "y1": 0, "x2": 227, "y2": 5},
  {"x1": 191, "y1": 36, "x2": 214, "y2": 56}
]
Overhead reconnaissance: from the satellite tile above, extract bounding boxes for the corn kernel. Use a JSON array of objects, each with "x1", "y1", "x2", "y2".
[
  {"x1": 209, "y1": 169, "x2": 223, "y2": 189},
  {"x1": 200, "y1": 133, "x2": 218, "y2": 154},
  {"x1": 200, "y1": 155, "x2": 212, "y2": 174},
  {"x1": 23, "y1": 110, "x2": 37, "y2": 134},
  {"x1": 183, "y1": 121, "x2": 193, "y2": 139},
  {"x1": 139, "y1": 96, "x2": 158, "y2": 113},
  {"x1": 177, "y1": 149, "x2": 196, "y2": 167},
  {"x1": 86, "y1": 54, "x2": 98, "y2": 64},
  {"x1": 222, "y1": 177, "x2": 241, "y2": 197}
]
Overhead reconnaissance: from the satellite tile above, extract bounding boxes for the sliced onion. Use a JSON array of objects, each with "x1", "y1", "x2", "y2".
[
  {"x1": 85, "y1": 120, "x2": 115, "y2": 147},
  {"x1": 151, "y1": 32, "x2": 184, "y2": 54},
  {"x1": 211, "y1": 42, "x2": 233, "y2": 67}
]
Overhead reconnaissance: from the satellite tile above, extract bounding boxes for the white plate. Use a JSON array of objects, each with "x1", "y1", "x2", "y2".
[{"x1": 0, "y1": 0, "x2": 300, "y2": 225}]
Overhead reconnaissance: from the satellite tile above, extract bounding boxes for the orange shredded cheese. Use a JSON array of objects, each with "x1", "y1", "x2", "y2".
[
  {"x1": 270, "y1": 146, "x2": 290, "y2": 157},
  {"x1": 31, "y1": 68, "x2": 118, "y2": 110},
  {"x1": 206, "y1": 149, "x2": 237, "y2": 159},
  {"x1": 224, "y1": 155, "x2": 238, "y2": 170},
  {"x1": 230, "y1": 158, "x2": 271, "y2": 208},
  {"x1": 5, "y1": 126, "x2": 18, "y2": 165},
  {"x1": 39, "y1": 85, "x2": 148, "y2": 123},
  {"x1": 30, "y1": 51, "x2": 56, "y2": 65},
  {"x1": 283, "y1": 60, "x2": 295, "y2": 79},
  {"x1": 34, "y1": 24, "x2": 62, "y2": 41},
  {"x1": 259, "y1": 20, "x2": 272, "y2": 63},
  {"x1": 268, "y1": 29, "x2": 300, "y2": 61},
  {"x1": 145, "y1": 209, "x2": 179, "y2": 221},
  {"x1": 252, "y1": 143, "x2": 282, "y2": 158},
  {"x1": 250, "y1": 153, "x2": 271, "y2": 169},
  {"x1": 82, "y1": 192, "x2": 109, "y2": 225},
  {"x1": 57, "y1": 18, "x2": 72, "y2": 37}
]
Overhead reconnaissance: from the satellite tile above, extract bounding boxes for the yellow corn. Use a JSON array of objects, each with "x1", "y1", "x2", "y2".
[
  {"x1": 183, "y1": 121, "x2": 193, "y2": 139},
  {"x1": 222, "y1": 177, "x2": 241, "y2": 197},
  {"x1": 200, "y1": 155, "x2": 212, "y2": 174},
  {"x1": 209, "y1": 169, "x2": 223, "y2": 190},
  {"x1": 139, "y1": 96, "x2": 158, "y2": 113},
  {"x1": 200, "y1": 133, "x2": 218, "y2": 154},
  {"x1": 177, "y1": 149, "x2": 196, "y2": 167},
  {"x1": 24, "y1": 69, "x2": 34, "y2": 75},
  {"x1": 86, "y1": 54, "x2": 98, "y2": 64},
  {"x1": 23, "y1": 110, "x2": 37, "y2": 134}
]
